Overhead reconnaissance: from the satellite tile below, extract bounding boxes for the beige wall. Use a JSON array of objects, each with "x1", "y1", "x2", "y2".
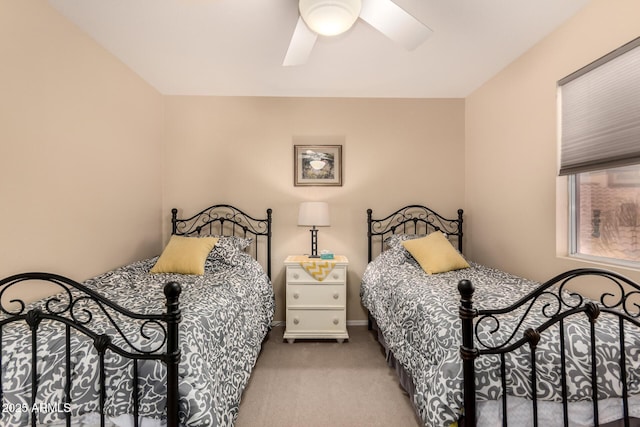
[
  {"x1": 8, "y1": 0, "x2": 638, "y2": 321},
  {"x1": 163, "y1": 96, "x2": 465, "y2": 321},
  {"x1": 0, "y1": 0, "x2": 164, "y2": 299},
  {"x1": 465, "y1": 0, "x2": 640, "y2": 288},
  {"x1": 2, "y1": 1, "x2": 464, "y2": 321}
]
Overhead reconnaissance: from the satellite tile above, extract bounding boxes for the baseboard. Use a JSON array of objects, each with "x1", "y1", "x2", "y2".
[
  {"x1": 347, "y1": 320, "x2": 368, "y2": 326},
  {"x1": 271, "y1": 320, "x2": 368, "y2": 327}
]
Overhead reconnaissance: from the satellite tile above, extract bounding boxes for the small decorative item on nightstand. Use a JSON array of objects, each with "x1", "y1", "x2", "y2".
[
  {"x1": 283, "y1": 255, "x2": 349, "y2": 344},
  {"x1": 320, "y1": 250, "x2": 334, "y2": 260}
]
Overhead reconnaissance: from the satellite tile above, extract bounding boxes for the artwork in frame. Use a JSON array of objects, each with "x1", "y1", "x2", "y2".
[{"x1": 294, "y1": 145, "x2": 342, "y2": 186}]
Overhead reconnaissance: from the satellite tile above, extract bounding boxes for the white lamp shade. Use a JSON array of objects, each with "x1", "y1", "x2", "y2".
[
  {"x1": 299, "y1": 0, "x2": 362, "y2": 36},
  {"x1": 298, "y1": 202, "x2": 330, "y2": 226}
]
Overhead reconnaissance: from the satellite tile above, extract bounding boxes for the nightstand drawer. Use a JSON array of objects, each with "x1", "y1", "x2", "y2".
[
  {"x1": 286, "y1": 265, "x2": 346, "y2": 284},
  {"x1": 287, "y1": 284, "x2": 345, "y2": 307},
  {"x1": 286, "y1": 309, "x2": 346, "y2": 333}
]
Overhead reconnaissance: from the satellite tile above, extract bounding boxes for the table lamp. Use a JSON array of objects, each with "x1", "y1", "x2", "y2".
[{"x1": 298, "y1": 201, "x2": 330, "y2": 258}]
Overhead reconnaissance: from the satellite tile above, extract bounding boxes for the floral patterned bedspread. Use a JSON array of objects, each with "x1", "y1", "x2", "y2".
[
  {"x1": 361, "y1": 245, "x2": 640, "y2": 427},
  {"x1": 1, "y1": 244, "x2": 275, "y2": 426}
]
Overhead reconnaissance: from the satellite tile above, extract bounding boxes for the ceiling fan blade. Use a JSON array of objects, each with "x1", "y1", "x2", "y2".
[
  {"x1": 359, "y1": 0, "x2": 433, "y2": 51},
  {"x1": 283, "y1": 17, "x2": 318, "y2": 66}
]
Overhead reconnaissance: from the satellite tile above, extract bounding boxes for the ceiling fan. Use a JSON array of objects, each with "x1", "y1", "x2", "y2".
[{"x1": 283, "y1": 0, "x2": 433, "y2": 66}]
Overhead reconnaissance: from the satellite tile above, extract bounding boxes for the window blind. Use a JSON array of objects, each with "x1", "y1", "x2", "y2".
[{"x1": 558, "y1": 37, "x2": 640, "y2": 176}]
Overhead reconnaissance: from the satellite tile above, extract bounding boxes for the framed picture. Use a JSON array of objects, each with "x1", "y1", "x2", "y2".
[{"x1": 294, "y1": 145, "x2": 342, "y2": 186}]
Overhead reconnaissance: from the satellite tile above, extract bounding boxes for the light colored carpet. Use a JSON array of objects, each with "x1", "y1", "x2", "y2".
[{"x1": 235, "y1": 325, "x2": 422, "y2": 427}]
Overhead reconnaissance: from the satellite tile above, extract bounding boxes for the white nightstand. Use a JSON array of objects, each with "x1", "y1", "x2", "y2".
[{"x1": 283, "y1": 255, "x2": 349, "y2": 344}]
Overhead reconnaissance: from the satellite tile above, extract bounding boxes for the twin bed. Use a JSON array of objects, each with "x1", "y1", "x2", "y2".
[
  {"x1": 0, "y1": 204, "x2": 274, "y2": 427},
  {"x1": 362, "y1": 204, "x2": 640, "y2": 427}
]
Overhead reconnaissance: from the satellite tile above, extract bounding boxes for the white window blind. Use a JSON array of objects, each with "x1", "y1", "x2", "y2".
[{"x1": 559, "y1": 37, "x2": 640, "y2": 176}]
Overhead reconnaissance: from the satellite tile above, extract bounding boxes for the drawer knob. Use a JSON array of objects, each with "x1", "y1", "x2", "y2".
[
  {"x1": 333, "y1": 318, "x2": 339, "y2": 325},
  {"x1": 293, "y1": 292, "x2": 299, "y2": 299},
  {"x1": 293, "y1": 317, "x2": 300, "y2": 325},
  {"x1": 332, "y1": 273, "x2": 339, "y2": 279},
  {"x1": 293, "y1": 273, "x2": 300, "y2": 279},
  {"x1": 333, "y1": 293, "x2": 339, "y2": 300}
]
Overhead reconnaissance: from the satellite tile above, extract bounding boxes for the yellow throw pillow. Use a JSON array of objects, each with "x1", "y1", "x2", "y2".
[
  {"x1": 402, "y1": 232, "x2": 469, "y2": 274},
  {"x1": 150, "y1": 235, "x2": 219, "y2": 275}
]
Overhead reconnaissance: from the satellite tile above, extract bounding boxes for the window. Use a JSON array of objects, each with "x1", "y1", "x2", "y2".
[
  {"x1": 559, "y1": 38, "x2": 640, "y2": 267},
  {"x1": 570, "y1": 166, "x2": 640, "y2": 266}
]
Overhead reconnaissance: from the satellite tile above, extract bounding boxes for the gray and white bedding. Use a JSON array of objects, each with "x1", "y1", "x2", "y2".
[
  {"x1": 1, "y1": 238, "x2": 275, "y2": 426},
  {"x1": 361, "y1": 241, "x2": 640, "y2": 426}
]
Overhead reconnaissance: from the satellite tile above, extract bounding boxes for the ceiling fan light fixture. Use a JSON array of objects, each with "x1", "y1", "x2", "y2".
[{"x1": 299, "y1": 0, "x2": 362, "y2": 37}]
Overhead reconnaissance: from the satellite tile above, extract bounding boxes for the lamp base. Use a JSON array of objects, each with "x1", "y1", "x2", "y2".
[{"x1": 309, "y1": 227, "x2": 320, "y2": 258}]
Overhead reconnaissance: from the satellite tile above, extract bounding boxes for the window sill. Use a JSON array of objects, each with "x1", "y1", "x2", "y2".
[{"x1": 557, "y1": 254, "x2": 640, "y2": 273}]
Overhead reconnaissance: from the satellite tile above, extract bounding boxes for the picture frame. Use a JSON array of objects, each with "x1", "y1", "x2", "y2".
[{"x1": 294, "y1": 145, "x2": 342, "y2": 186}]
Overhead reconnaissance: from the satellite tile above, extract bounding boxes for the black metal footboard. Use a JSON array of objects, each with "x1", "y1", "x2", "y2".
[
  {"x1": 459, "y1": 268, "x2": 640, "y2": 427},
  {"x1": 0, "y1": 272, "x2": 181, "y2": 427}
]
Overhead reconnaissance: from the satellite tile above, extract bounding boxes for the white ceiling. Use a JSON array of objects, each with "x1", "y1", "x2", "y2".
[{"x1": 48, "y1": 0, "x2": 590, "y2": 98}]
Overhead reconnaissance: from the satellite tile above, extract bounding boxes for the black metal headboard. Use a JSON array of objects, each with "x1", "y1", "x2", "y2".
[
  {"x1": 171, "y1": 204, "x2": 272, "y2": 279},
  {"x1": 367, "y1": 205, "x2": 464, "y2": 262}
]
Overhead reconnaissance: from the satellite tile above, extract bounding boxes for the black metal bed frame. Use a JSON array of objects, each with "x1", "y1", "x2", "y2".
[
  {"x1": 0, "y1": 204, "x2": 273, "y2": 427},
  {"x1": 0, "y1": 274, "x2": 182, "y2": 427},
  {"x1": 366, "y1": 205, "x2": 464, "y2": 264},
  {"x1": 366, "y1": 205, "x2": 640, "y2": 427},
  {"x1": 459, "y1": 268, "x2": 640, "y2": 427}
]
